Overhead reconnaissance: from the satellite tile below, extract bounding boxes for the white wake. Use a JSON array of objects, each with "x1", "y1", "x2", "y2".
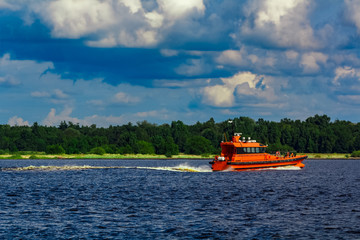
[{"x1": 2, "y1": 163, "x2": 212, "y2": 173}]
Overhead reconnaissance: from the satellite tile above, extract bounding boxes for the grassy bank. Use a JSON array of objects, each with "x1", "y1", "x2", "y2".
[{"x1": 302, "y1": 153, "x2": 352, "y2": 159}]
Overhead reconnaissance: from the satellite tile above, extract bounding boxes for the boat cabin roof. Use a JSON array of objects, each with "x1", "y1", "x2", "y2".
[
  {"x1": 221, "y1": 134, "x2": 266, "y2": 148},
  {"x1": 221, "y1": 141, "x2": 266, "y2": 148}
]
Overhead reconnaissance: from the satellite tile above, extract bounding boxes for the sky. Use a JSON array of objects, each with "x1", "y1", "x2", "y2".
[{"x1": 1, "y1": 0, "x2": 360, "y2": 127}]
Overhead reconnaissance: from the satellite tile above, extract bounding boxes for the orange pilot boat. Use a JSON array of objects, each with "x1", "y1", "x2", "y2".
[{"x1": 209, "y1": 133, "x2": 307, "y2": 171}]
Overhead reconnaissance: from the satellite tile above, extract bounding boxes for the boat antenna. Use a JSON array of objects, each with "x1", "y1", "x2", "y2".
[
  {"x1": 228, "y1": 120, "x2": 236, "y2": 134},
  {"x1": 228, "y1": 119, "x2": 236, "y2": 137},
  {"x1": 223, "y1": 133, "x2": 227, "y2": 142}
]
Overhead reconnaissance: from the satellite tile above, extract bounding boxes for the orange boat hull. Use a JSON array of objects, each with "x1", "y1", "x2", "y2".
[{"x1": 210, "y1": 156, "x2": 307, "y2": 171}]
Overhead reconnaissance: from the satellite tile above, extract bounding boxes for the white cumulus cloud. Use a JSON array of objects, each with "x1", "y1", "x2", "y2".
[
  {"x1": 0, "y1": 75, "x2": 20, "y2": 87},
  {"x1": 157, "y1": 0, "x2": 205, "y2": 20},
  {"x1": 241, "y1": 0, "x2": 318, "y2": 49},
  {"x1": 176, "y1": 59, "x2": 209, "y2": 76},
  {"x1": 54, "y1": 89, "x2": 69, "y2": 99},
  {"x1": 160, "y1": 49, "x2": 179, "y2": 57},
  {"x1": 202, "y1": 72, "x2": 266, "y2": 107},
  {"x1": 40, "y1": 107, "x2": 173, "y2": 127},
  {"x1": 300, "y1": 52, "x2": 328, "y2": 73},
  {"x1": 39, "y1": 0, "x2": 116, "y2": 39},
  {"x1": 333, "y1": 66, "x2": 360, "y2": 86},
  {"x1": 42, "y1": 107, "x2": 81, "y2": 126},
  {"x1": 8, "y1": 116, "x2": 30, "y2": 126},
  {"x1": 113, "y1": 92, "x2": 140, "y2": 104},
  {"x1": 28, "y1": 0, "x2": 205, "y2": 48},
  {"x1": 345, "y1": 0, "x2": 360, "y2": 33},
  {"x1": 285, "y1": 50, "x2": 299, "y2": 60},
  {"x1": 216, "y1": 50, "x2": 244, "y2": 66}
]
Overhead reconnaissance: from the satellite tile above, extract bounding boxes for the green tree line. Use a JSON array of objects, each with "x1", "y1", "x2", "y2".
[{"x1": 1, "y1": 114, "x2": 360, "y2": 156}]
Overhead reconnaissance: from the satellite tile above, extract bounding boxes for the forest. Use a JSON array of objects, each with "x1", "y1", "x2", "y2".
[{"x1": 1, "y1": 114, "x2": 360, "y2": 156}]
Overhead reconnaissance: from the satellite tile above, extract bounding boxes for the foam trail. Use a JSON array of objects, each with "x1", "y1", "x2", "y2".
[
  {"x1": 2, "y1": 165, "x2": 124, "y2": 171},
  {"x1": 2, "y1": 164, "x2": 212, "y2": 173},
  {"x1": 256, "y1": 165, "x2": 302, "y2": 171},
  {"x1": 118, "y1": 163, "x2": 211, "y2": 172},
  {"x1": 131, "y1": 164, "x2": 212, "y2": 172}
]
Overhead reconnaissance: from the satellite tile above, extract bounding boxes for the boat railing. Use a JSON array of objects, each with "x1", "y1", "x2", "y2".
[{"x1": 268, "y1": 151, "x2": 297, "y2": 157}]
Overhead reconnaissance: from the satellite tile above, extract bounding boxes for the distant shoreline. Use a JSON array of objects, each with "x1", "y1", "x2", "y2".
[
  {"x1": 0, "y1": 153, "x2": 359, "y2": 160},
  {"x1": 304, "y1": 153, "x2": 358, "y2": 159}
]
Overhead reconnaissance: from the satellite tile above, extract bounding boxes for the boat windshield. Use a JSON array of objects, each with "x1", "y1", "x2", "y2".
[{"x1": 236, "y1": 147, "x2": 266, "y2": 154}]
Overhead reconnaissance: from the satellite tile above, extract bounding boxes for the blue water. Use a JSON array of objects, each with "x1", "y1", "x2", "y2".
[{"x1": 0, "y1": 159, "x2": 359, "y2": 239}]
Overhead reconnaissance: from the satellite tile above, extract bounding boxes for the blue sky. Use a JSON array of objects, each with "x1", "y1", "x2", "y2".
[{"x1": 1, "y1": 0, "x2": 360, "y2": 127}]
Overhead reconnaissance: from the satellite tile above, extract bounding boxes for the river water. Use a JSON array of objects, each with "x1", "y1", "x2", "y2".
[{"x1": 0, "y1": 159, "x2": 359, "y2": 239}]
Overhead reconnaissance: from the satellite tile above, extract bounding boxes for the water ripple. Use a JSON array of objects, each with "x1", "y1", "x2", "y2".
[{"x1": 0, "y1": 159, "x2": 359, "y2": 239}]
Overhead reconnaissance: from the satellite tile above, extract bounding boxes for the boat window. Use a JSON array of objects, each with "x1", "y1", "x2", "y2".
[
  {"x1": 236, "y1": 147, "x2": 267, "y2": 154},
  {"x1": 236, "y1": 148, "x2": 244, "y2": 154}
]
